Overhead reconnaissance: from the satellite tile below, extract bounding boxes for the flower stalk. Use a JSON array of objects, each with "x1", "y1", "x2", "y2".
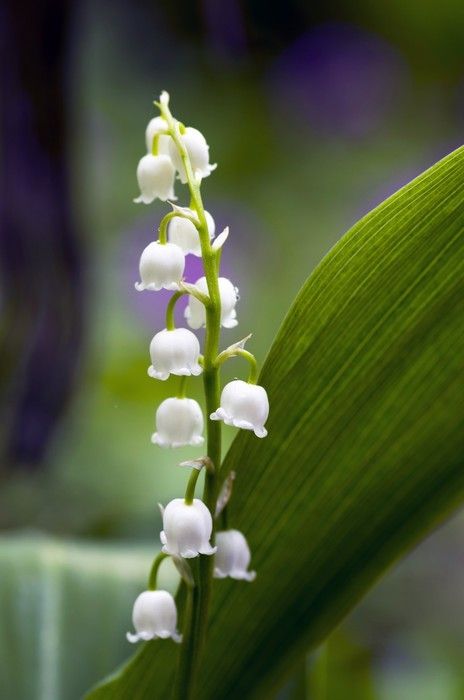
[
  {"x1": 128, "y1": 91, "x2": 269, "y2": 699},
  {"x1": 148, "y1": 552, "x2": 168, "y2": 591},
  {"x1": 159, "y1": 92, "x2": 223, "y2": 697}
]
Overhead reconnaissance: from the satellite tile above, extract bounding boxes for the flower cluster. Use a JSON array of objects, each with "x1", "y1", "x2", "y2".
[{"x1": 126, "y1": 93, "x2": 267, "y2": 651}]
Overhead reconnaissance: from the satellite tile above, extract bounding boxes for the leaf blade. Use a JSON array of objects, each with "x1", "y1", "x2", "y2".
[{"x1": 87, "y1": 146, "x2": 464, "y2": 699}]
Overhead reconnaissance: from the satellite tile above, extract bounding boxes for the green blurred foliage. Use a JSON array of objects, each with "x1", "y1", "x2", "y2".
[
  {"x1": 0, "y1": 535, "x2": 177, "y2": 700},
  {"x1": 308, "y1": 634, "x2": 376, "y2": 700}
]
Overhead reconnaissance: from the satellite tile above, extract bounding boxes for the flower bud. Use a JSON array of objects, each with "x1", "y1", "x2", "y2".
[
  {"x1": 169, "y1": 127, "x2": 216, "y2": 183},
  {"x1": 168, "y1": 210, "x2": 215, "y2": 257},
  {"x1": 160, "y1": 498, "x2": 216, "y2": 559},
  {"x1": 214, "y1": 529, "x2": 256, "y2": 582},
  {"x1": 127, "y1": 590, "x2": 181, "y2": 644},
  {"x1": 145, "y1": 116, "x2": 170, "y2": 155},
  {"x1": 185, "y1": 277, "x2": 238, "y2": 330},
  {"x1": 152, "y1": 397, "x2": 204, "y2": 448},
  {"x1": 148, "y1": 328, "x2": 202, "y2": 381},
  {"x1": 135, "y1": 241, "x2": 185, "y2": 292},
  {"x1": 134, "y1": 154, "x2": 176, "y2": 204},
  {"x1": 210, "y1": 379, "x2": 269, "y2": 438}
]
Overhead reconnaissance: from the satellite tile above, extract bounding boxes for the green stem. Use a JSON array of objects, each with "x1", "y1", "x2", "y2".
[
  {"x1": 158, "y1": 211, "x2": 178, "y2": 244},
  {"x1": 166, "y1": 291, "x2": 186, "y2": 330},
  {"x1": 147, "y1": 552, "x2": 168, "y2": 590},
  {"x1": 166, "y1": 287, "x2": 209, "y2": 332},
  {"x1": 151, "y1": 130, "x2": 169, "y2": 156},
  {"x1": 216, "y1": 348, "x2": 258, "y2": 384},
  {"x1": 174, "y1": 566, "x2": 198, "y2": 700},
  {"x1": 194, "y1": 363, "x2": 221, "y2": 670},
  {"x1": 184, "y1": 468, "x2": 201, "y2": 505},
  {"x1": 158, "y1": 95, "x2": 218, "y2": 286},
  {"x1": 151, "y1": 133, "x2": 160, "y2": 156},
  {"x1": 177, "y1": 375, "x2": 188, "y2": 399},
  {"x1": 179, "y1": 282, "x2": 211, "y2": 308},
  {"x1": 159, "y1": 93, "x2": 222, "y2": 700}
]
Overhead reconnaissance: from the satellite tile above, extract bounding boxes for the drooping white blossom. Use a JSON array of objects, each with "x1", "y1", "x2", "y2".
[
  {"x1": 210, "y1": 379, "x2": 269, "y2": 438},
  {"x1": 168, "y1": 210, "x2": 215, "y2": 256},
  {"x1": 168, "y1": 127, "x2": 216, "y2": 183},
  {"x1": 148, "y1": 328, "x2": 202, "y2": 381},
  {"x1": 160, "y1": 498, "x2": 216, "y2": 558},
  {"x1": 145, "y1": 116, "x2": 170, "y2": 155},
  {"x1": 134, "y1": 154, "x2": 176, "y2": 204},
  {"x1": 152, "y1": 397, "x2": 204, "y2": 448},
  {"x1": 127, "y1": 590, "x2": 181, "y2": 644},
  {"x1": 214, "y1": 529, "x2": 256, "y2": 582},
  {"x1": 185, "y1": 277, "x2": 238, "y2": 330},
  {"x1": 135, "y1": 241, "x2": 185, "y2": 292}
]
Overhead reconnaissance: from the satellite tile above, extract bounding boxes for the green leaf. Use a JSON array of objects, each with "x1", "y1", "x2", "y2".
[
  {"x1": 86, "y1": 147, "x2": 464, "y2": 699},
  {"x1": 0, "y1": 535, "x2": 176, "y2": 700}
]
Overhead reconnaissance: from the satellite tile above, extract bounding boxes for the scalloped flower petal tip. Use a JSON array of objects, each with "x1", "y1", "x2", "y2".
[
  {"x1": 134, "y1": 154, "x2": 176, "y2": 203},
  {"x1": 148, "y1": 328, "x2": 202, "y2": 380},
  {"x1": 135, "y1": 241, "x2": 185, "y2": 291},
  {"x1": 127, "y1": 590, "x2": 182, "y2": 644},
  {"x1": 210, "y1": 379, "x2": 269, "y2": 437},
  {"x1": 214, "y1": 529, "x2": 256, "y2": 582},
  {"x1": 152, "y1": 397, "x2": 204, "y2": 448},
  {"x1": 160, "y1": 498, "x2": 216, "y2": 558}
]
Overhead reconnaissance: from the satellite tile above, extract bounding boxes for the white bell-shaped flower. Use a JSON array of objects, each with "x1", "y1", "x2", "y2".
[
  {"x1": 169, "y1": 127, "x2": 216, "y2": 183},
  {"x1": 151, "y1": 397, "x2": 204, "y2": 448},
  {"x1": 160, "y1": 498, "x2": 216, "y2": 558},
  {"x1": 127, "y1": 590, "x2": 181, "y2": 644},
  {"x1": 168, "y1": 210, "x2": 215, "y2": 257},
  {"x1": 134, "y1": 154, "x2": 176, "y2": 204},
  {"x1": 148, "y1": 328, "x2": 202, "y2": 381},
  {"x1": 214, "y1": 529, "x2": 256, "y2": 582},
  {"x1": 145, "y1": 116, "x2": 170, "y2": 155},
  {"x1": 210, "y1": 379, "x2": 269, "y2": 438},
  {"x1": 185, "y1": 277, "x2": 238, "y2": 330},
  {"x1": 135, "y1": 241, "x2": 185, "y2": 292}
]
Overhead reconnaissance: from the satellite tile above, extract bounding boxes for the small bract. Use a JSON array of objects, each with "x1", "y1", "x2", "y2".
[
  {"x1": 185, "y1": 277, "x2": 238, "y2": 329},
  {"x1": 148, "y1": 328, "x2": 202, "y2": 381},
  {"x1": 214, "y1": 529, "x2": 256, "y2": 582},
  {"x1": 169, "y1": 127, "x2": 216, "y2": 183},
  {"x1": 127, "y1": 590, "x2": 181, "y2": 644},
  {"x1": 168, "y1": 210, "x2": 215, "y2": 256},
  {"x1": 135, "y1": 241, "x2": 185, "y2": 292},
  {"x1": 152, "y1": 397, "x2": 204, "y2": 448},
  {"x1": 160, "y1": 498, "x2": 216, "y2": 558},
  {"x1": 134, "y1": 154, "x2": 176, "y2": 204},
  {"x1": 145, "y1": 116, "x2": 170, "y2": 155},
  {"x1": 210, "y1": 379, "x2": 269, "y2": 438}
]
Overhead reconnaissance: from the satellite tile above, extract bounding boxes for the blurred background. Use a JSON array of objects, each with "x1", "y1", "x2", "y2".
[{"x1": 1, "y1": 0, "x2": 463, "y2": 698}]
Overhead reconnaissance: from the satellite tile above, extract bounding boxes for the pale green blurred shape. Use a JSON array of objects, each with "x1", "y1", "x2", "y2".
[{"x1": 0, "y1": 535, "x2": 177, "y2": 700}]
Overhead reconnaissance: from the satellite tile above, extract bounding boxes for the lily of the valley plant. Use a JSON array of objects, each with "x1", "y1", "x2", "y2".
[{"x1": 126, "y1": 91, "x2": 268, "y2": 697}]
